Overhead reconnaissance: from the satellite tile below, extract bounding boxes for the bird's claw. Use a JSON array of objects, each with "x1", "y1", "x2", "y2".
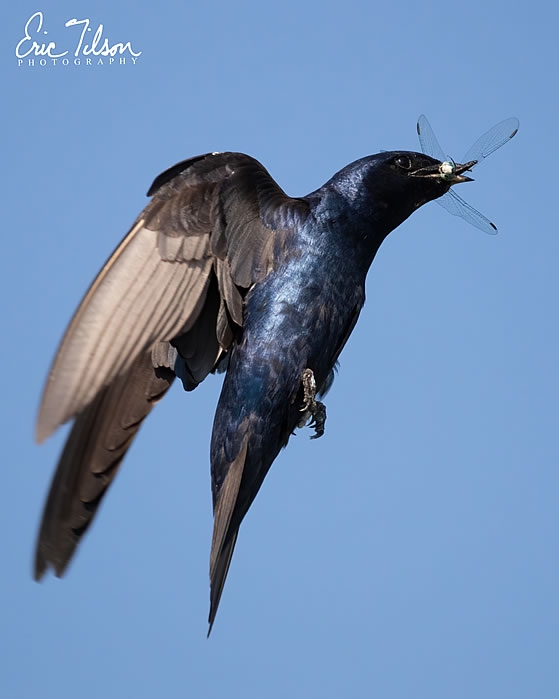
[
  {"x1": 299, "y1": 368, "x2": 326, "y2": 439},
  {"x1": 308, "y1": 402, "x2": 326, "y2": 439}
]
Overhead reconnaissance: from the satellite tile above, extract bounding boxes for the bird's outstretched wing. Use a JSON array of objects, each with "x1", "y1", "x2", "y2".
[
  {"x1": 36, "y1": 152, "x2": 309, "y2": 442},
  {"x1": 35, "y1": 152, "x2": 309, "y2": 578}
]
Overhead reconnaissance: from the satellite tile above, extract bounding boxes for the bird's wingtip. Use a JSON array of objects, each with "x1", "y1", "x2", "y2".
[
  {"x1": 33, "y1": 549, "x2": 47, "y2": 581},
  {"x1": 35, "y1": 417, "x2": 53, "y2": 444},
  {"x1": 35, "y1": 396, "x2": 63, "y2": 443}
]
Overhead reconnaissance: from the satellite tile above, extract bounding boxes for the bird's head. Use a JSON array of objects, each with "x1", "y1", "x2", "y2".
[{"x1": 326, "y1": 150, "x2": 475, "y2": 236}]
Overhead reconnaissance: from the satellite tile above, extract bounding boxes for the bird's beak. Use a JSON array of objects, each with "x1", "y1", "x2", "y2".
[
  {"x1": 411, "y1": 159, "x2": 477, "y2": 184},
  {"x1": 448, "y1": 160, "x2": 476, "y2": 184}
]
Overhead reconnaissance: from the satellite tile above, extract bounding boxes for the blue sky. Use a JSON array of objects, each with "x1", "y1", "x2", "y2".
[{"x1": 3, "y1": 1, "x2": 558, "y2": 697}]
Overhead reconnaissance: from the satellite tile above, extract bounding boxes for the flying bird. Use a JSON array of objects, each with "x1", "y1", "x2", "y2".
[{"x1": 35, "y1": 119, "x2": 517, "y2": 633}]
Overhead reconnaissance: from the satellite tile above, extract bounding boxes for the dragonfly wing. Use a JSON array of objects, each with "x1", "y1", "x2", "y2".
[
  {"x1": 462, "y1": 117, "x2": 520, "y2": 164},
  {"x1": 416, "y1": 114, "x2": 517, "y2": 234},
  {"x1": 436, "y1": 190, "x2": 498, "y2": 235},
  {"x1": 417, "y1": 114, "x2": 447, "y2": 161}
]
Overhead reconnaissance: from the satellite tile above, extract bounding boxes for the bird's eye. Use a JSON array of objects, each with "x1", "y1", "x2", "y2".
[{"x1": 395, "y1": 155, "x2": 412, "y2": 170}]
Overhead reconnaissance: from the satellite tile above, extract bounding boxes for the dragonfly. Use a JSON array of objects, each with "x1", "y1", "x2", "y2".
[{"x1": 417, "y1": 114, "x2": 519, "y2": 234}]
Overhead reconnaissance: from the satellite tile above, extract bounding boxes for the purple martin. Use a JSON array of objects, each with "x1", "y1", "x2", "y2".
[{"x1": 35, "y1": 147, "x2": 478, "y2": 633}]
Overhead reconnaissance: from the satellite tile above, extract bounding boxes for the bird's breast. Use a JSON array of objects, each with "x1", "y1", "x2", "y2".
[{"x1": 238, "y1": 236, "x2": 364, "y2": 395}]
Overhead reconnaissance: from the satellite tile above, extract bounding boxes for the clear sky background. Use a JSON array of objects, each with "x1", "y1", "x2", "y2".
[{"x1": 3, "y1": 1, "x2": 558, "y2": 697}]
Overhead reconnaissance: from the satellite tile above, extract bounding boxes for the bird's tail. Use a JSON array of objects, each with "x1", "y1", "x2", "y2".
[
  {"x1": 207, "y1": 436, "x2": 249, "y2": 635},
  {"x1": 34, "y1": 351, "x2": 174, "y2": 580}
]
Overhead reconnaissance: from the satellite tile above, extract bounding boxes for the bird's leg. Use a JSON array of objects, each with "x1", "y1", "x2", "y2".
[{"x1": 299, "y1": 368, "x2": 326, "y2": 439}]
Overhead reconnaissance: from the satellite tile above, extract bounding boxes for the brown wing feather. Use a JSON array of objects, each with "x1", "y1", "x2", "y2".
[
  {"x1": 35, "y1": 219, "x2": 213, "y2": 443},
  {"x1": 35, "y1": 350, "x2": 174, "y2": 579}
]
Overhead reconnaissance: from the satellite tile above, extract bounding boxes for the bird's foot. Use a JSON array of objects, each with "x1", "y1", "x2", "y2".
[{"x1": 299, "y1": 368, "x2": 326, "y2": 439}]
